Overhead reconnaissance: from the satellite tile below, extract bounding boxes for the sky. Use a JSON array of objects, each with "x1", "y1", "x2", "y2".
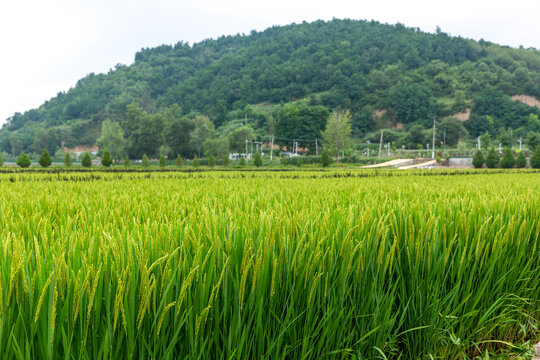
[{"x1": 1, "y1": 0, "x2": 540, "y2": 126}]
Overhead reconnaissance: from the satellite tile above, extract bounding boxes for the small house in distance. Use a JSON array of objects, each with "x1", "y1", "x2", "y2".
[{"x1": 229, "y1": 153, "x2": 251, "y2": 160}]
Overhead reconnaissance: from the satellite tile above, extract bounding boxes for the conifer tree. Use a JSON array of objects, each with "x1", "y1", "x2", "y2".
[
  {"x1": 472, "y1": 151, "x2": 484, "y2": 168},
  {"x1": 64, "y1": 153, "x2": 72, "y2": 167},
  {"x1": 81, "y1": 152, "x2": 92, "y2": 167},
  {"x1": 485, "y1": 148, "x2": 499, "y2": 168},
  {"x1": 101, "y1": 149, "x2": 113, "y2": 167},
  {"x1": 142, "y1": 154, "x2": 150, "y2": 167}
]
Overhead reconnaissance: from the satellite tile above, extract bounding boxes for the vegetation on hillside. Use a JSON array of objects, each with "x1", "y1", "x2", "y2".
[{"x1": 1, "y1": 19, "x2": 540, "y2": 159}]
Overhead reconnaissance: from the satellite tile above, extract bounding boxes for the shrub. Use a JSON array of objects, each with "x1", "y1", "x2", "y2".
[
  {"x1": 296, "y1": 156, "x2": 303, "y2": 167},
  {"x1": 239, "y1": 157, "x2": 246, "y2": 167},
  {"x1": 101, "y1": 149, "x2": 113, "y2": 167},
  {"x1": 176, "y1": 155, "x2": 183, "y2": 167},
  {"x1": 0, "y1": 154, "x2": 3, "y2": 167},
  {"x1": 39, "y1": 149, "x2": 52, "y2": 167},
  {"x1": 81, "y1": 152, "x2": 92, "y2": 167},
  {"x1": 17, "y1": 152, "x2": 31, "y2": 168},
  {"x1": 253, "y1": 152, "x2": 262, "y2": 167},
  {"x1": 531, "y1": 146, "x2": 540, "y2": 168},
  {"x1": 222, "y1": 155, "x2": 230, "y2": 167},
  {"x1": 142, "y1": 154, "x2": 150, "y2": 167},
  {"x1": 472, "y1": 151, "x2": 484, "y2": 169},
  {"x1": 515, "y1": 151, "x2": 526, "y2": 168},
  {"x1": 499, "y1": 148, "x2": 515, "y2": 169},
  {"x1": 124, "y1": 155, "x2": 130, "y2": 167},
  {"x1": 192, "y1": 155, "x2": 199, "y2": 168},
  {"x1": 280, "y1": 157, "x2": 288, "y2": 166},
  {"x1": 209, "y1": 154, "x2": 215, "y2": 168},
  {"x1": 485, "y1": 148, "x2": 499, "y2": 168},
  {"x1": 64, "y1": 153, "x2": 72, "y2": 167},
  {"x1": 159, "y1": 154, "x2": 166, "y2": 167},
  {"x1": 321, "y1": 150, "x2": 330, "y2": 167}
]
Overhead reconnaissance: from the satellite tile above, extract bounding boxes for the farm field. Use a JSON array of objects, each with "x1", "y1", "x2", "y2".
[{"x1": 0, "y1": 170, "x2": 538, "y2": 359}]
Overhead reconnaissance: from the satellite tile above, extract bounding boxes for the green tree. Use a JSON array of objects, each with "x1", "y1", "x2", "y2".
[
  {"x1": 480, "y1": 133, "x2": 491, "y2": 149},
  {"x1": 64, "y1": 153, "x2": 72, "y2": 167},
  {"x1": 16, "y1": 152, "x2": 31, "y2": 168},
  {"x1": 275, "y1": 101, "x2": 330, "y2": 151},
  {"x1": 124, "y1": 155, "x2": 130, "y2": 167},
  {"x1": 515, "y1": 151, "x2": 526, "y2": 168},
  {"x1": 208, "y1": 154, "x2": 215, "y2": 168},
  {"x1": 81, "y1": 152, "x2": 92, "y2": 167},
  {"x1": 222, "y1": 154, "x2": 230, "y2": 167},
  {"x1": 526, "y1": 132, "x2": 540, "y2": 151},
  {"x1": 39, "y1": 149, "x2": 52, "y2": 167},
  {"x1": 321, "y1": 110, "x2": 352, "y2": 160},
  {"x1": 530, "y1": 146, "x2": 540, "y2": 168},
  {"x1": 159, "y1": 154, "x2": 166, "y2": 167},
  {"x1": 97, "y1": 119, "x2": 126, "y2": 161},
  {"x1": 101, "y1": 149, "x2": 113, "y2": 167},
  {"x1": 321, "y1": 149, "x2": 331, "y2": 167},
  {"x1": 296, "y1": 156, "x2": 303, "y2": 167},
  {"x1": 142, "y1": 154, "x2": 150, "y2": 167},
  {"x1": 191, "y1": 115, "x2": 215, "y2": 157},
  {"x1": 253, "y1": 152, "x2": 262, "y2": 167},
  {"x1": 192, "y1": 155, "x2": 199, "y2": 168},
  {"x1": 239, "y1": 157, "x2": 246, "y2": 167},
  {"x1": 500, "y1": 148, "x2": 515, "y2": 168},
  {"x1": 0, "y1": 154, "x2": 3, "y2": 166},
  {"x1": 176, "y1": 155, "x2": 183, "y2": 167},
  {"x1": 485, "y1": 148, "x2": 499, "y2": 168},
  {"x1": 472, "y1": 151, "x2": 484, "y2": 168}
]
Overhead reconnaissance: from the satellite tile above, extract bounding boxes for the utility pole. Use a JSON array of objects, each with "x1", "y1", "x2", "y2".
[
  {"x1": 270, "y1": 136, "x2": 274, "y2": 161},
  {"x1": 432, "y1": 117, "x2": 436, "y2": 159},
  {"x1": 518, "y1": 138, "x2": 522, "y2": 151},
  {"x1": 387, "y1": 142, "x2": 390, "y2": 157},
  {"x1": 378, "y1": 130, "x2": 384, "y2": 157},
  {"x1": 477, "y1": 137, "x2": 481, "y2": 150},
  {"x1": 315, "y1": 138, "x2": 318, "y2": 156},
  {"x1": 245, "y1": 138, "x2": 248, "y2": 159}
]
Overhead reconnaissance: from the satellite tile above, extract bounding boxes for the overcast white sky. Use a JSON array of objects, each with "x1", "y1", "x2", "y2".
[{"x1": 1, "y1": 0, "x2": 540, "y2": 126}]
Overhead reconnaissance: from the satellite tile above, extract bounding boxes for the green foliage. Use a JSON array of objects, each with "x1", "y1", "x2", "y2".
[
  {"x1": 16, "y1": 152, "x2": 31, "y2": 168},
  {"x1": 142, "y1": 154, "x2": 150, "y2": 167},
  {"x1": 208, "y1": 154, "x2": 215, "y2": 168},
  {"x1": 296, "y1": 156, "x2": 303, "y2": 167},
  {"x1": 101, "y1": 149, "x2": 113, "y2": 167},
  {"x1": 97, "y1": 119, "x2": 125, "y2": 160},
  {"x1": 38, "y1": 149, "x2": 52, "y2": 167},
  {"x1": 322, "y1": 110, "x2": 352, "y2": 160},
  {"x1": 192, "y1": 155, "x2": 199, "y2": 168},
  {"x1": 0, "y1": 154, "x2": 3, "y2": 166},
  {"x1": 515, "y1": 151, "x2": 526, "y2": 168},
  {"x1": 500, "y1": 148, "x2": 515, "y2": 168},
  {"x1": 530, "y1": 146, "x2": 540, "y2": 168},
  {"x1": 485, "y1": 148, "x2": 500, "y2": 168},
  {"x1": 159, "y1": 154, "x2": 166, "y2": 167},
  {"x1": 124, "y1": 155, "x2": 130, "y2": 167},
  {"x1": 472, "y1": 151, "x2": 484, "y2": 168},
  {"x1": 6, "y1": 19, "x2": 540, "y2": 159},
  {"x1": 64, "y1": 153, "x2": 72, "y2": 167},
  {"x1": 222, "y1": 154, "x2": 230, "y2": 167},
  {"x1": 321, "y1": 149, "x2": 331, "y2": 167},
  {"x1": 81, "y1": 152, "x2": 92, "y2": 167},
  {"x1": 280, "y1": 156, "x2": 288, "y2": 166},
  {"x1": 176, "y1": 155, "x2": 183, "y2": 167},
  {"x1": 253, "y1": 152, "x2": 262, "y2": 167},
  {"x1": 239, "y1": 157, "x2": 246, "y2": 167}
]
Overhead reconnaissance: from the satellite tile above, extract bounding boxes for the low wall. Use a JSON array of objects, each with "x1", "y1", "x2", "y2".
[{"x1": 448, "y1": 158, "x2": 473, "y2": 167}]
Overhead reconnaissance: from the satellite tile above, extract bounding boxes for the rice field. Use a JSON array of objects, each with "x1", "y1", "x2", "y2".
[{"x1": 0, "y1": 170, "x2": 538, "y2": 359}]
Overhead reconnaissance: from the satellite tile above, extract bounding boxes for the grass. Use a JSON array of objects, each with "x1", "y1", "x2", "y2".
[{"x1": 0, "y1": 170, "x2": 538, "y2": 359}]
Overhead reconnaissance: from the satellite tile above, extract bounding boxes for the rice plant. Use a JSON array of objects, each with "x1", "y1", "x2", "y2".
[{"x1": 0, "y1": 170, "x2": 537, "y2": 359}]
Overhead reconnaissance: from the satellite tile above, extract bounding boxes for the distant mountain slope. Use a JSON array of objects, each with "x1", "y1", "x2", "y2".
[{"x1": 2, "y1": 18, "x2": 540, "y2": 155}]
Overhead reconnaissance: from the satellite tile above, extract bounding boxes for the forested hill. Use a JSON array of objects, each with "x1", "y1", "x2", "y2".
[{"x1": 2, "y1": 18, "x2": 540, "y2": 158}]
